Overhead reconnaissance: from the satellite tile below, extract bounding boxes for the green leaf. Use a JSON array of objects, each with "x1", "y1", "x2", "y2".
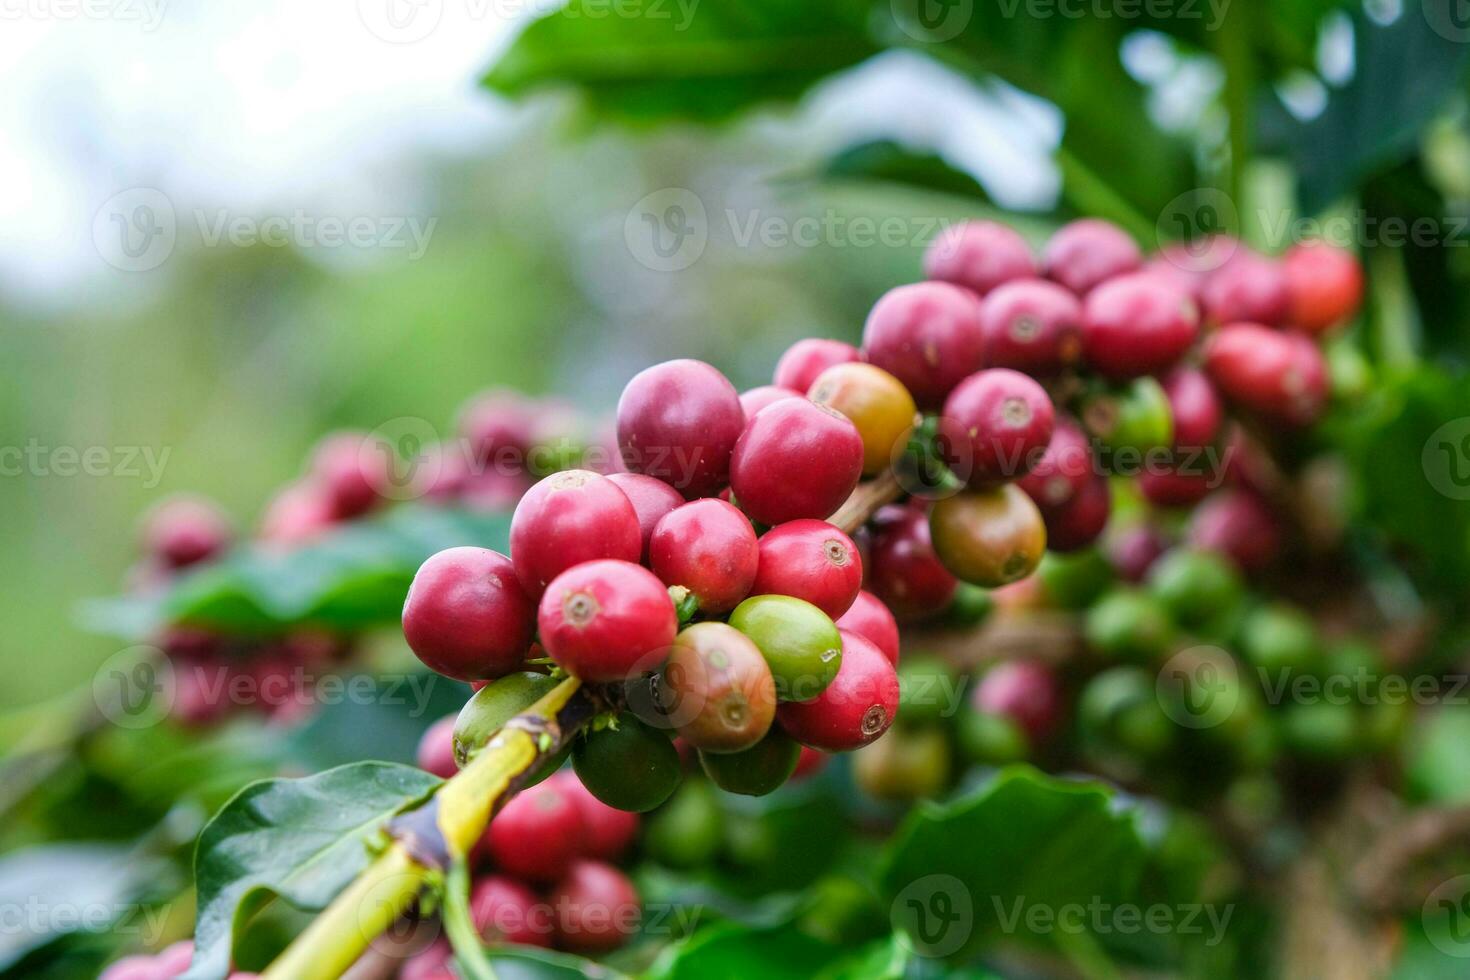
[
  {"x1": 815, "y1": 140, "x2": 992, "y2": 203},
  {"x1": 487, "y1": 947, "x2": 627, "y2": 979},
  {"x1": 184, "y1": 762, "x2": 441, "y2": 980},
  {"x1": 82, "y1": 506, "x2": 510, "y2": 638},
  {"x1": 485, "y1": 0, "x2": 878, "y2": 122},
  {"x1": 1261, "y1": 5, "x2": 1470, "y2": 214},
  {"x1": 649, "y1": 920, "x2": 842, "y2": 980},
  {"x1": 878, "y1": 767, "x2": 1148, "y2": 959},
  {"x1": 1407, "y1": 709, "x2": 1470, "y2": 804}
]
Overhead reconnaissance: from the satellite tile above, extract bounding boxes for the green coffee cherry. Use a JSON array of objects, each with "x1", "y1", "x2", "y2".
[
  {"x1": 1240, "y1": 603, "x2": 1321, "y2": 675},
  {"x1": 644, "y1": 778, "x2": 724, "y2": 869},
  {"x1": 852, "y1": 726, "x2": 951, "y2": 801},
  {"x1": 1038, "y1": 549, "x2": 1115, "y2": 610},
  {"x1": 1146, "y1": 549, "x2": 1244, "y2": 631},
  {"x1": 699, "y1": 727, "x2": 801, "y2": 796},
  {"x1": 1081, "y1": 377, "x2": 1174, "y2": 458},
  {"x1": 958, "y1": 709, "x2": 1030, "y2": 765},
  {"x1": 572, "y1": 714, "x2": 682, "y2": 812},
  {"x1": 728, "y1": 594, "x2": 842, "y2": 703},
  {"x1": 944, "y1": 582, "x2": 995, "y2": 628},
  {"x1": 1279, "y1": 701, "x2": 1356, "y2": 761},
  {"x1": 1084, "y1": 588, "x2": 1175, "y2": 662},
  {"x1": 1080, "y1": 666, "x2": 1173, "y2": 758},
  {"x1": 896, "y1": 655, "x2": 956, "y2": 726},
  {"x1": 452, "y1": 672, "x2": 568, "y2": 785}
]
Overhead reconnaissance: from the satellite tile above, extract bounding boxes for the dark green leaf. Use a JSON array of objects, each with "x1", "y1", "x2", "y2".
[
  {"x1": 649, "y1": 920, "x2": 842, "y2": 980},
  {"x1": 184, "y1": 762, "x2": 440, "y2": 980},
  {"x1": 815, "y1": 140, "x2": 991, "y2": 203},
  {"x1": 488, "y1": 947, "x2": 627, "y2": 979}
]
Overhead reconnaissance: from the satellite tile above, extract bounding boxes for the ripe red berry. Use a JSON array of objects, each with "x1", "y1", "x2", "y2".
[
  {"x1": 472, "y1": 874, "x2": 553, "y2": 947},
  {"x1": 1204, "y1": 322, "x2": 1328, "y2": 426},
  {"x1": 923, "y1": 220, "x2": 1036, "y2": 295},
  {"x1": 259, "y1": 481, "x2": 337, "y2": 546},
  {"x1": 790, "y1": 744, "x2": 829, "y2": 780},
  {"x1": 1147, "y1": 235, "x2": 1239, "y2": 298},
  {"x1": 977, "y1": 278, "x2": 1082, "y2": 376},
  {"x1": 862, "y1": 282, "x2": 985, "y2": 409},
  {"x1": 728, "y1": 398, "x2": 863, "y2": 525},
  {"x1": 772, "y1": 338, "x2": 862, "y2": 393},
  {"x1": 1016, "y1": 419, "x2": 1092, "y2": 512},
  {"x1": 403, "y1": 548, "x2": 535, "y2": 681},
  {"x1": 1081, "y1": 273, "x2": 1199, "y2": 379},
  {"x1": 549, "y1": 861, "x2": 642, "y2": 954},
  {"x1": 1138, "y1": 465, "x2": 1214, "y2": 509},
  {"x1": 552, "y1": 771, "x2": 641, "y2": 860},
  {"x1": 606, "y1": 472, "x2": 684, "y2": 562},
  {"x1": 399, "y1": 942, "x2": 454, "y2": 980},
  {"x1": 480, "y1": 779, "x2": 586, "y2": 881},
  {"x1": 739, "y1": 385, "x2": 800, "y2": 418},
  {"x1": 141, "y1": 496, "x2": 232, "y2": 569},
  {"x1": 939, "y1": 368, "x2": 1056, "y2": 485},
  {"x1": 749, "y1": 520, "x2": 862, "y2": 619},
  {"x1": 834, "y1": 590, "x2": 901, "y2": 666},
  {"x1": 659, "y1": 621, "x2": 776, "y2": 753},
  {"x1": 458, "y1": 389, "x2": 537, "y2": 470},
  {"x1": 1108, "y1": 524, "x2": 1169, "y2": 582},
  {"x1": 930, "y1": 485, "x2": 1048, "y2": 586},
  {"x1": 1040, "y1": 473, "x2": 1111, "y2": 552},
  {"x1": 617, "y1": 359, "x2": 745, "y2": 498},
  {"x1": 538, "y1": 560, "x2": 677, "y2": 683},
  {"x1": 648, "y1": 499, "x2": 759, "y2": 614},
  {"x1": 867, "y1": 504, "x2": 958, "y2": 621},
  {"x1": 1043, "y1": 219, "x2": 1141, "y2": 295},
  {"x1": 509, "y1": 470, "x2": 642, "y2": 596},
  {"x1": 1200, "y1": 249, "x2": 1289, "y2": 326},
  {"x1": 1283, "y1": 240, "x2": 1363, "y2": 334},
  {"x1": 974, "y1": 660, "x2": 1061, "y2": 742},
  {"x1": 415, "y1": 715, "x2": 458, "y2": 779},
  {"x1": 310, "y1": 432, "x2": 384, "y2": 519},
  {"x1": 1187, "y1": 489, "x2": 1281, "y2": 573},
  {"x1": 1161, "y1": 367, "x2": 1223, "y2": 451},
  {"x1": 776, "y1": 630, "x2": 899, "y2": 752}
]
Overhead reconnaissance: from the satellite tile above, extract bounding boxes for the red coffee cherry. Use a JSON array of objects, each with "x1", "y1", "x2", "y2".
[
  {"x1": 776, "y1": 630, "x2": 899, "y2": 752},
  {"x1": 259, "y1": 481, "x2": 337, "y2": 546},
  {"x1": 750, "y1": 520, "x2": 863, "y2": 619},
  {"x1": 509, "y1": 470, "x2": 642, "y2": 596},
  {"x1": 790, "y1": 744, "x2": 830, "y2": 781},
  {"x1": 537, "y1": 560, "x2": 678, "y2": 683},
  {"x1": 739, "y1": 385, "x2": 800, "y2": 418},
  {"x1": 1040, "y1": 473, "x2": 1111, "y2": 552},
  {"x1": 939, "y1": 368, "x2": 1055, "y2": 485},
  {"x1": 1204, "y1": 323, "x2": 1328, "y2": 426},
  {"x1": 807, "y1": 362, "x2": 918, "y2": 476},
  {"x1": 471, "y1": 875, "x2": 552, "y2": 948},
  {"x1": 867, "y1": 504, "x2": 958, "y2": 621},
  {"x1": 1161, "y1": 367, "x2": 1223, "y2": 451},
  {"x1": 141, "y1": 495, "x2": 233, "y2": 570},
  {"x1": 403, "y1": 547, "x2": 535, "y2": 681},
  {"x1": 1187, "y1": 489, "x2": 1281, "y2": 573},
  {"x1": 1108, "y1": 524, "x2": 1169, "y2": 582},
  {"x1": 772, "y1": 338, "x2": 862, "y2": 393},
  {"x1": 607, "y1": 472, "x2": 684, "y2": 562},
  {"x1": 977, "y1": 278, "x2": 1082, "y2": 376},
  {"x1": 728, "y1": 398, "x2": 863, "y2": 525},
  {"x1": 1283, "y1": 240, "x2": 1363, "y2": 335},
  {"x1": 649, "y1": 499, "x2": 759, "y2": 614},
  {"x1": 399, "y1": 941, "x2": 454, "y2": 980},
  {"x1": 1016, "y1": 419, "x2": 1092, "y2": 512},
  {"x1": 930, "y1": 486, "x2": 1047, "y2": 587},
  {"x1": 415, "y1": 715, "x2": 458, "y2": 779},
  {"x1": 1081, "y1": 273, "x2": 1200, "y2": 379},
  {"x1": 458, "y1": 389, "x2": 537, "y2": 469},
  {"x1": 1138, "y1": 465, "x2": 1214, "y2": 509},
  {"x1": 973, "y1": 660, "x2": 1062, "y2": 742},
  {"x1": 551, "y1": 771, "x2": 640, "y2": 861},
  {"x1": 310, "y1": 432, "x2": 383, "y2": 519},
  {"x1": 1043, "y1": 219, "x2": 1141, "y2": 295},
  {"x1": 549, "y1": 861, "x2": 642, "y2": 954},
  {"x1": 923, "y1": 220, "x2": 1036, "y2": 295},
  {"x1": 862, "y1": 281, "x2": 986, "y2": 409},
  {"x1": 1147, "y1": 235, "x2": 1240, "y2": 298},
  {"x1": 480, "y1": 779, "x2": 586, "y2": 881},
  {"x1": 99, "y1": 956, "x2": 160, "y2": 980},
  {"x1": 660, "y1": 621, "x2": 777, "y2": 753},
  {"x1": 617, "y1": 359, "x2": 745, "y2": 498},
  {"x1": 835, "y1": 590, "x2": 901, "y2": 666},
  {"x1": 1200, "y1": 249, "x2": 1289, "y2": 326}
]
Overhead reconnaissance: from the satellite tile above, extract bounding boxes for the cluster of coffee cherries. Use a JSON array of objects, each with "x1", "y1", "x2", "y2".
[{"x1": 100, "y1": 940, "x2": 254, "y2": 980}]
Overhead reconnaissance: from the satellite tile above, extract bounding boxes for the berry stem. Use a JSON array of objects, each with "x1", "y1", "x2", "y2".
[
  {"x1": 828, "y1": 469, "x2": 903, "y2": 535},
  {"x1": 261, "y1": 676, "x2": 593, "y2": 980}
]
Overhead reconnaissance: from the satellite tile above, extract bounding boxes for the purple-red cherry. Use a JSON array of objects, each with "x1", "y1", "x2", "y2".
[
  {"x1": 617, "y1": 359, "x2": 745, "y2": 499},
  {"x1": 648, "y1": 498, "x2": 759, "y2": 615},
  {"x1": 862, "y1": 281, "x2": 986, "y2": 410},
  {"x1": 402, "y1": 547, "x2": 535, "y2": 682},
  {"x1": 509, "y1": 470, "x2": 642, "y2": 596},
  {"x1": 728, "y1": 398, "x2": 863, "y2": 525},
  {"x1": 750, "y1": 520, "x2": 863, "y2": 620}
]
